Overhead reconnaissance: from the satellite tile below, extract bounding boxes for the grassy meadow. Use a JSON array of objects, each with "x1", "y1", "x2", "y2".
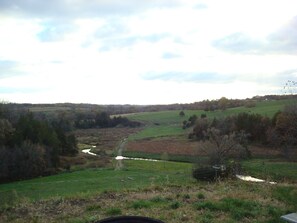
[
  {"x1": 125, "y1": 99, "x2": 292, "y2": 141},
  {"x1": 0, "y1": 158, "x2": 296, "y2": 222},
  {"x1": 0, "y1": 160, "x2": 192, "y2": 203},
  {"x1": 0, "y1": 98, "x2": 296, "y2": 222}
]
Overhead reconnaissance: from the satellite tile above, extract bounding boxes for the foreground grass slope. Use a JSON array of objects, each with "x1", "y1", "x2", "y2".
[
  {"x1": 0, "y1": 159, "x2": 296, "y2": 222},
  {"x1": 0, "y1": 161, "x2": 192, "y2": 204}
]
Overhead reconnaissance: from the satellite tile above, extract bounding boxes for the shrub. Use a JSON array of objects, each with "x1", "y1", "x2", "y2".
[
  {"x1": 194, "y1": 201, "x2": 222, "y2": 211},
  {"x1": 150, "y1": 196, "x2": 169, "y2": 204},
  {"x1": 197, "y1": 193, "x2": 205, "y2": 200},
  {"x1": 105, "y1": 208, "x2": 122, "y2": 216},
  {"x1": 131, "y1": 200, "x2": 152, "y2": 209},
  {"x1": 86, "y1": 204, "x2": 101, "y2": 211},
  {"x1": 169, "y1": 201, "x2": 181, "y2": 209},
  {"x1": 183, "y1": 194, "x2": 191, "y2": 200}
]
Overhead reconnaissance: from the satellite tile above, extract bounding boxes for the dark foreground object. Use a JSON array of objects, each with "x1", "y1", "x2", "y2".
[
  {"x1": 97, "y1": 216, "x2": 165, "y2": 223},
  {"x1": 192, "y1": 166, "x2": 227, "y2": 181}
]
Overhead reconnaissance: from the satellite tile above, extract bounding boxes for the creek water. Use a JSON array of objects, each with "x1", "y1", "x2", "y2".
[
  {"x1": 236, "y1": 175, "x2": 277, "y2": 184},
  {"x1": 82, "y1": 149, "x2": 98, "y2": 156},
  {"x1": 82, "y1": 144, "x2": 276, "y2": 184},
  {"x1": 115, "y1": 155, "x2": 159, "y2": 162}
]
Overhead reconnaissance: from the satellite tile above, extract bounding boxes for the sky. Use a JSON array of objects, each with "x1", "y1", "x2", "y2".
[{"x1": 0, "y1": 0, "x2": 297, "y2": 105}]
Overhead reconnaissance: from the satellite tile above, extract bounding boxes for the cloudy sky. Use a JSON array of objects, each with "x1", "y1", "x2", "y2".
[{"x1": 0, "y1": 0, "x2": 297, "y2": 105}]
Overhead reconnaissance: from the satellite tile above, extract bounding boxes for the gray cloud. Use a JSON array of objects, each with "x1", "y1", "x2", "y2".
[
  {"x1": 0, "y1": 87, "x2": 42, "y2": 94},
  {"x1": 213, "y1": 16, "x2": 297, "y2": 55},
  {"x1": 267, "y1": 16, "x2": 297, "y2": 54},
  {"x1": 142, "y1": 33, "x2": 170, "y2": 43},
  {"x1": 213, "y1": 32, "x2": 263, "y2": 54},
  {"x1": 0, "y1": 0, "x2": 181, "y2": 18},
  {"x1": 141, "y1": 71, "x2": 231, "y2": 83},
  {"x1": 277, "y1": 69, "x2": 297, "y2": 86},
  {"x1": 94, "y1": 20, "x2": 128, "y2": 39},
  {"x1": 98, "y1": 33, "x2": 170, "y2": 51},
  {"x1": 0, "y1": 60, "x2": 23, "y2": 79},
  {"x1": 193, "y1": 4, "x2": 208, "y2": 10},
  {"x1": 81, "y1": 17, "x2": 172, "y2": 51},
  {"x1": 99, "y1": 36, "x2": 139, "y2": 51},
  {"x1": 37, "y1": 19, "x2": 78, "y2": 42},
  {"x1": 162, "y1": 52, "x2": 181, "y2": 59}
]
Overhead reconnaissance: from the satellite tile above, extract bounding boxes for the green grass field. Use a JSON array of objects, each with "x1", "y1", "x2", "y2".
[
  {"x1": 1, "y1": 158, "x2": 296, "y2": 206},
  {"x1": 1, "y1": 158, "x2": 296, "y2": 222},
  {"x1": 126, "y1": 99, "x2": 293, "y2": 141},
  {"x1": 0, "y1": 160, "x2": 192, "y2": 204},
  {"x1": 128, "y1": 125, "x2": 185, "y2": 140},
  {"x1": 242, "y1": 159, "x2": 297, "y2": 181}
]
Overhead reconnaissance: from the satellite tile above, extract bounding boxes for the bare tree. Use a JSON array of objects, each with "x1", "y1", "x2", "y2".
[{"x1": 200, "y1": 128, "x2": 248, "y2": 166}]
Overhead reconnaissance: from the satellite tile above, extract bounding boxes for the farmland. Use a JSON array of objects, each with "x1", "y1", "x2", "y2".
[
  {"x1": 120, "y1": 99, "x2": 291, "y2": 160},
  {"x1": 0, "y1": 98, "x2": 296, "y2": 222},
  {"x1": 125, "y1": 99, "x2": 292, "y2": 141}
]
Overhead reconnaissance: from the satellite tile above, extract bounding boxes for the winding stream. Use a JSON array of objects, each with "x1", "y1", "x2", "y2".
[
  {"x1": 115, "y1": 155, "x2": 159, "y2": 162},
  {"x1": 82, "y1": 148, "x2": 98, "y2": 156},
  {"x1": 82, "y1": 143, "x2": 276, "y2": 184},
  {"x1": 82, "y1": 139, "x2": 160, "y2": 171}
]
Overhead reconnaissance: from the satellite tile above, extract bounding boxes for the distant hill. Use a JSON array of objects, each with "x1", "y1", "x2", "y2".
[{"x1": 2, "y1": 94, "x2": 297, "y2": 116}]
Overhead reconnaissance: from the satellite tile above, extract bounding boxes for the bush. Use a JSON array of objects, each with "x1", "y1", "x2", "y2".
[
  {"x1": 169, "y1": 201, "x2": 181, "y2": 209},
  {"x1": 192, "y1": 166, "x2": 227, "y2": 181},
  {"x1": 131, "y1": 200, "x2": 152, "y2": 209},
  {"x1": 105, "y1": 208, "x2": 122, "y2": 216},
  {"x1": 197, "y1": 193, "x2": 205, "y2": 200},
  {"x1": 192, "y1": 118, "x2": 208, "y2": 140}
]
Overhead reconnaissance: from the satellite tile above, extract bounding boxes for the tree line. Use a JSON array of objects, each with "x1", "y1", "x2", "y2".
[
  {"x1": 0, "y1": 102, "x2": 141, "y2": 183},
  {"x1": 74, "y1": 112, "x2": 141, "y2": 129},
  {"x1": 0, "y1": 111, "x2": 78, "y2": 183}
]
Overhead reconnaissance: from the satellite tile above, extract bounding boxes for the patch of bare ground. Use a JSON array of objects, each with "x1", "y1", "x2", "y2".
[
  {"x1": 248, "y1": 145, "x2": 282, "y2": 157},
  {"x1": 75, "y1": 127, "x2": 142, "y2": 152},
  {"x1": 127, "y1": 138, "x2": 283, "y2": 157},
  {"x1": 0, "y1": 181, "x2": 290, "y2": 223},
  {"x1": 59, "y1": 153, "x2": 110, "y2": 169},
  {"x1": 74, "y1": 128, "x2": 283, "y2": 159},
  {"x1": 127, "y1": 138, "x2": 201, "y2": 156}
]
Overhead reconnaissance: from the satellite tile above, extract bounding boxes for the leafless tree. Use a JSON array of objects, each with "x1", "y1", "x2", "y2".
[{"x1": 200, "y1": 128, "x2": 248, "y2": 166}]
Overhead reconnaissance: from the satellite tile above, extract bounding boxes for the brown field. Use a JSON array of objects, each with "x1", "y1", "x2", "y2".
[
  {"x1": 127, "y1": 138, "x2": 200, "y2": 156},
  {"x1": 74, "y1": 127, "x2": 283, "y2": 158},
  {"x1": 127, "y1": 137, "x2": 282, "y2": 157},
  {"x1": 74, "y1": 127, "x2": 141, "y2": 152}
]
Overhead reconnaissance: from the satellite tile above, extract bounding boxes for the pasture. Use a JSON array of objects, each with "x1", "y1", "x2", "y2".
[
  {"x1": 0, "y1": 98, "x2": 296, "y2": 222},
  {"x1": 125, "y1": 99, "x2": 291, "y2": 141},
  {"x1": 0, "y1": 158, "x2": 296, "y2": 222}
]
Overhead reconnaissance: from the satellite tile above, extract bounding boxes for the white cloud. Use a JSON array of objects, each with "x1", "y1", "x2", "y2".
[{"x1": 0, "y1": 0, "x2": 297, "y2": 104}]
